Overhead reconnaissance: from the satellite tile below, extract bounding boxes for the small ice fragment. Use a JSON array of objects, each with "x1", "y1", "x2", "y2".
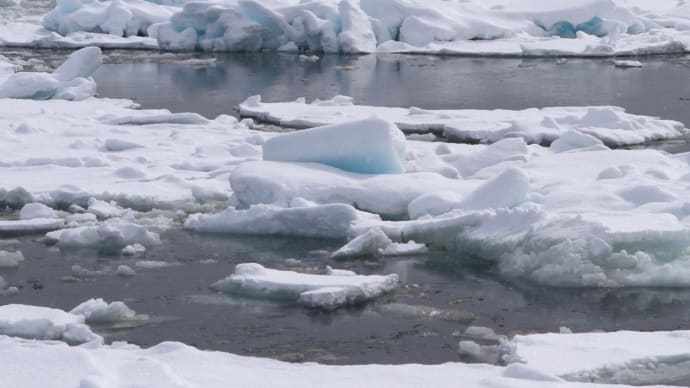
[
  {"x1": 0, "y1": 250, "x2": 24, "y2": 268},
  {"x1": 116, "y1": 265, "x2": 136, "y2": 277}
]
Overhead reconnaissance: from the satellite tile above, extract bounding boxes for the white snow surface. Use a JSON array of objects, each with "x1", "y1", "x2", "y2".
[
  {"x1": 239, "y1": 95, "x2": 687, "y2": 146},
  {"x1": 0, "y1": 95, "x2": 260, "y2": 211},
  {"x1": 3, "y1": 0, "x2": 690, "y2": 55},
  {"x1": 211, "y1": 263, "x2": 399, "y2": 309}
]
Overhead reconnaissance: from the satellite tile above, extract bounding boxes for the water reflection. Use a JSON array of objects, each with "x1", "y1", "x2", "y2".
[{"x1": 91, "y1": 52, "x2": 690, "y2": 129}]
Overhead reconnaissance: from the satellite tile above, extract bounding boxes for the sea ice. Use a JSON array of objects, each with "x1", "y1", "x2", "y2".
[
  {"x1": 211, "y1": 263, "x2": 399, "y2": 310},
  {"x1": 240, "y1": 96, "x2": 687, "y2": 146}
]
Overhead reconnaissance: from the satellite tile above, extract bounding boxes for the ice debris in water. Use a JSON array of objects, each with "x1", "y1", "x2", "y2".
[
  {"x1": 70, "y1": 298, "x2": 147, "y2": 323},
  {"x1": 116, "y1": 265, "x2": 136, "y2": 277},
  {"x1": 45, "y1": 218, "x2": 160, "y2": 251},
  {"x1": 211, "y1": 263, "x2": 399, "y2": 310},
  {"x1": 0, "y1": 250, "x2": 24, "y2": 268},
  {"x1": 0, "y1": 47, "x2": 102, "y2": 101}
]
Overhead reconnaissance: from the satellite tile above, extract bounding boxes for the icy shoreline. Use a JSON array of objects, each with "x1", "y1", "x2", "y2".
[
  {"x1": 2, "y1": 0, "x2": 690, "y2": 56},
  {"x1": 1, "y1": 303, "x2": 690, "y2": 387}
]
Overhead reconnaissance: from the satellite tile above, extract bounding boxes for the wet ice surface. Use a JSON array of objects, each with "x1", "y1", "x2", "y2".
[{"x1": 4, "y1": 229, "x2": 690, "y2": 365}]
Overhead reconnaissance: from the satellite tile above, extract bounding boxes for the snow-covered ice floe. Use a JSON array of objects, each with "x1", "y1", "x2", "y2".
[
  {"x1": 3, "y1": 0, "x2": 690, "y2": 55},
  {"x1": 240, "y1": 95, "x2": 688, "y2": 146},
  {"x1": 0, "y1": 62, "x2": 262, "y2": 212},
  {"x1": 1, "y1": 304, "x2": 690, "y2": 387},
  {"x1": 211, "y1": 263, "x2": 399, "y2": 310}
]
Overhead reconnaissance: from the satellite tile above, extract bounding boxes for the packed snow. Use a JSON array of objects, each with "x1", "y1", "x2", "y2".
[
  {"x1": 239, "y1": 95, "x2": 687, "y2": 146},
  {"x1": 3, "y1": 0, "x2": 690, "y2": 55},
  {"x1": 211, "y1": 263, "x2": 399, "y2": 309}
]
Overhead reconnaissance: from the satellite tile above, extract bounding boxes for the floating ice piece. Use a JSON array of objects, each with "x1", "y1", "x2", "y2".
[
  {"x1": 70, "y1": 298, "x2": 147, "y2": 323},
  {"x1": 0, "y1": 47, "x2": 101, "y2": 101},
  {"x1": 211, "y1": 263, "x2": 399, "y2": 310},
  {"x1": 19, "y1": 203, "x2": 57, "y2": 220},
  {"x1": 377, "y1": 302, "x2": 476, "y2": 323},
  {"x1": 185, "y1": 202, "x2": 378, "y2": 240},
  {"x1": 240, "y1": 96, "x2": 687, "y2": 146},
  {"x1": 330, "y1": 228, "x2": 393, "y2": 260},
  {"x1": 613, "y1": 60, "x2": 644, "y2": 68},
  {"x1": 0, "y1": 304, "x2": 101, "y2": 344},
  {"x1": 45, "y1": 219, "x2": 160, "y2": 251},
  {"x1": 116, "y1": 264, "x2": 136, "y2": 277},
  {"x1": 122, "y1": 243, "x2": 146, "y2": 256},
  {"x1": 263, "y1": 117, "x2": 406, "y2": 174},
  {"x1": 0, "y1": 219, "x2": 64, "y2": 234},
  {"x1": 0, "y1": 250, "x2": 24, "y2": 268}
]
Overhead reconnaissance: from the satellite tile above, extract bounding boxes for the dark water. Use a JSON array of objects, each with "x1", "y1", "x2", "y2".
[
  {"x1": 89, "y1": 52, "x2": 690, "y2": 131},
  {"x1": 4, "y1": 230, "x2": 690, "y2": 365}
]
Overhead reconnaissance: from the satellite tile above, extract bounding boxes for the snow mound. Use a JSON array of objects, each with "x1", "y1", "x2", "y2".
[
  {"x1": 0, "y1": 304, "x2": 101, "y2": 344},
  {"x1": 0, "y1": 47, "x2": 101, "y2": 101},
  {"x1": 263, "y1": 117, "x2": 406, "y2": 174},
  {"x1": 70, "y1": 298, "x2": 147, "y2": 323},
  {"x1": 19, "y1": 202, "x2": 57, "y2": 220},
  {"x1": 211, "y1": 263, "x2": 399, "y2": 310},
  {"x1": 240, "y1": 96, "x2": 687, "y2": 146}
]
